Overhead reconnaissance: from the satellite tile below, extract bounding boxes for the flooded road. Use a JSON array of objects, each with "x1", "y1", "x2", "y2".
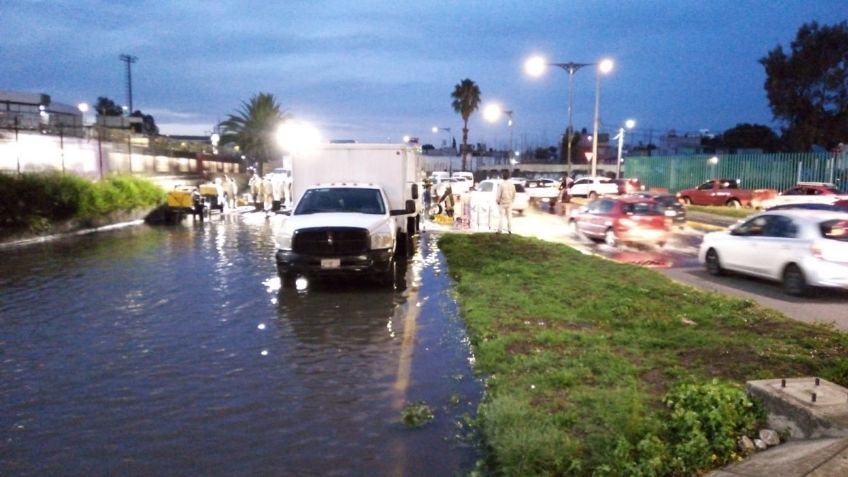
[{"x1": 0, "y1": 213, "x2": 481, "y2": 476}]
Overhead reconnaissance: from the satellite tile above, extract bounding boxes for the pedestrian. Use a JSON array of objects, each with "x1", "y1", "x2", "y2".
[
  {"x1": 225, "y1": 175, "x2": 238, "y2": 209},
  {"x1": 559, "y1": 176, "x2": 573, "y2": 216},
  {"x1": 438, "y1": 180, "x2": 455, "y2": 218},
  {"x1": 249, "y1": 172, "x2": 261, "y2": 210},
  {"x1": 496, "y1": 170, "x2": 516, "y2": 234},
  {"x1": 422, "y1": 179, "x2": 432, "y2": 220}
]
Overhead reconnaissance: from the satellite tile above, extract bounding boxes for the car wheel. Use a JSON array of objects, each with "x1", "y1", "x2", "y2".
[
  {"x1": 567, "y1": 220, "x2": 579, "y2": 237},
  {"x1": 782, "y1": 264, "x2": 808, "y2": 296},
  {"x1": 588, "y1": 191, "x2": 598, "y2": 200},
  {"x1": 705, "y1": 248, "x2": 723, "y2": 275},
  {"x1": 604, "y1": 228, "x2": 617, "y2": 247},
  {"x1": 726, "y1": 199, "x2": 742, "y2": 208}
]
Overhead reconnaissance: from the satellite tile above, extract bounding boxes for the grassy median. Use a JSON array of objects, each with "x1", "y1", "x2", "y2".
[{"x1": 439, "y1": 233, "x2": 848, "y2": 476}]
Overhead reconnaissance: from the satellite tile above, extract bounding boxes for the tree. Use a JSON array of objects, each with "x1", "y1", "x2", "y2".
[
  {"x1": 95, "y1": 97, "x2": 123, "y2": 116},
  {"x1": 130, "y1": 110, "x2": 159, "y2": 136},
  {"x1": 451, "y1": 79, "x2": 481, "y2": 171},
  {"x1": 721, "y1": 123, "x2": 781, "y2": 152},
  {"x1": 760, "y1": 21, "x2": 848, "y2": 151},
  {"x1": 219, "y1": 93, "x2": 290, "y2": 175}
]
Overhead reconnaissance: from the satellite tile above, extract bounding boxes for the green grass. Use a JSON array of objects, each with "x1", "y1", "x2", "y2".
[
  {"x1": 0, "y1": 173, "x2": 164, "y2": 232},
  {"x1": 687, "y1": 205, "x2": 754, "y2": 219},
  {"x1": 439, "y1": 233, "x2": 848, "y2": 476}
]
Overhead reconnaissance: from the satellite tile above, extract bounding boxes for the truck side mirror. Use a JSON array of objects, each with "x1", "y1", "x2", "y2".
[
  {"x1": 410, "y1": 183, "x2": 419, "y2": 200},
  {"x1": 390, "y1": 200, "x2": 417, "y2": 216}
]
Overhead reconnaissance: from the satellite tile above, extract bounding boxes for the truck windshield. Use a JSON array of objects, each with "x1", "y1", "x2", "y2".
[{"x1": 295, "y1": 188, "x2": 386, "y2": 215}]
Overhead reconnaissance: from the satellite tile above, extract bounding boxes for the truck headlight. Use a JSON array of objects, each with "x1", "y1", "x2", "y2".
[
  {"x1": 370, "y1": 231, "x2": 394, "y2": 250},
  {"x1": 275, "y1": 232, "x2": 293, "y2": 250}
]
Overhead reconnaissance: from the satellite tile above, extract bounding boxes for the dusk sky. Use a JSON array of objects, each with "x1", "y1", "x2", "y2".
[{"x1": 3, "y1": 1, "x2": 843, "y2": 149}]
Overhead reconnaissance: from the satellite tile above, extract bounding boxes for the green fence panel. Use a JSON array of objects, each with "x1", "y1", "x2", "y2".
[{"x1": 625, "y1": 152, "x2": 847, "y2": 194}]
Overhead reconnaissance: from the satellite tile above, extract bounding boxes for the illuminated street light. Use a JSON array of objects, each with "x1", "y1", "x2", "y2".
[
  {"x1": 615, "y1": 119, "x2": 636, "y2": 179},
  {"x1": 524, "y1": 54, "x2": 593, "y2": 178},
  {"x1": 483, "y1": 103, "x2": 515, "y2": 159},
  {"x1": 591, "y1": 58, "x2": 614, "y2": 177},
  {"x1": 432, "y1": 126, "x2": 453, "y2": 150},
  {"x1": 277, "y1": 120, "x2": 322, "y2": 154}
]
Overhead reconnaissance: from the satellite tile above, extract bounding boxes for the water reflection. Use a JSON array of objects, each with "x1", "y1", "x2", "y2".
[{"x1": 0, "y1": 221, "x2": 480, "y2": 476}]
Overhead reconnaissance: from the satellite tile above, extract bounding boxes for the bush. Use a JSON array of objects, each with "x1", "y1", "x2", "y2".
[
  {"x1": 0, "y1": 173, "x2": 164, "y2": 230},
  {"x1": 663, "y1": 379, "x2": 764, "y2": 474}
]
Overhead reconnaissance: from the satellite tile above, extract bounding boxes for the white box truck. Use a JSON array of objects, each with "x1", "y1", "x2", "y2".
[{"x1": 273, "y1": 143, "x2": 421, "y2": 288}]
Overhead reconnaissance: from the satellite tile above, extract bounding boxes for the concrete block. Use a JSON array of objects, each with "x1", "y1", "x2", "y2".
[{"x1": 747, "y1": 378, "x2": 848, "y2": 439}]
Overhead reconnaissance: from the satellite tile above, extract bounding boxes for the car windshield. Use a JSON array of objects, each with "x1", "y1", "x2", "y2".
[
  {"x1": 820, "y1": 219, "x2": 848, "y2": 242},
  {"x1": 295, "y1": 187, "x2": 385, "y2": 215},
  {"x1": 622, "y1": 201, "x2": 662, "y2": 215}
]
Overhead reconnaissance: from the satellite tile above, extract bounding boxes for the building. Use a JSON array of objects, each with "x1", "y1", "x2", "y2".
[{"x1": 0, "y1": 89, "x2": 83, "y2": 135}]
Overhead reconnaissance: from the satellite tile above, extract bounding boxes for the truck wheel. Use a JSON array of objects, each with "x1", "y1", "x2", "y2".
[
  {"x1": 377, "y1": 260, "x2": 397, "y2": 288},
  {"x1": 726, "y1": 199, "x2": 741, "y2": 208},
  {"x1": 396, "y1": 232, "x2": 409, "y2": 257},
  {"x1": 277, "y1": 267, "x2": 296, "y2": 288}
]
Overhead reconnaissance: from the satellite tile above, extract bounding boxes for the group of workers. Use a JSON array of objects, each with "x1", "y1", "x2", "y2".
[
  {"x1": 421, "y1": 171, "x2": 517, "y2": 233},
  {"x1": 248, "y1": 171, "x2": 292, "y2": 212}
]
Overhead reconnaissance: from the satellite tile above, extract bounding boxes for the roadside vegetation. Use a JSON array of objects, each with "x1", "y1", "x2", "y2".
[
  {"x1": 687, "y1": 204, "x2": 753, "y2": 219},
  {"x1": 0, "y1": 173, "x2": 164, "y2": 235},
  {"x1": 439, "y1": 233, "x2": 848, "y2": 476}
]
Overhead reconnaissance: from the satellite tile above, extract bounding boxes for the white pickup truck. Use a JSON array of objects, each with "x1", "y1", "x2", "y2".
[{"x1": 273, "y1": 144, "x2": 420, "y2": 288}]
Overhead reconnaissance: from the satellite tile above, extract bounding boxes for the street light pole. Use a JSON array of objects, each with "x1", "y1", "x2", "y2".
[
  {"x1": 615, "y1": 119, "x2": 636, "y2": 179},
  {"x1": 525, "y1": 57, "x2": 592, "y2": 179},
  {"x1": 504, "y1": 110, "x2": 514, "y2": 158},
  {"x1": 591, "y1": 59, "x2": 614, "y2": 177}
]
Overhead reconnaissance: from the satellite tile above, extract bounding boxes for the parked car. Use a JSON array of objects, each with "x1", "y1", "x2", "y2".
[
  {"x1": 447, "y1": 177, "x2": 472, "y2": 195},
  {"x1": 698, "y1": 209, "x2": 848, "y2": 295},
  {"x1": 675, "y1": 178, "x2": 776, "y2": 208},
  {"x1": 568, "y1": 176, "x2": 620, "y2": 199},
  {"x1": 567, "y1": 196, "x2": 671, "y2": 247},
  {"x1": 767, "y1": 199, "x2": 848, "y2": 213},
  {"x1": 756, "y1": 182, "x2": 847, "y2": 210},
  {"x1": 524, "y1": 178, "x2": 561, "y2": 205},
  {"x1": 613, "y1": 178, "x2": 643, "y2": 194},
  {"x1": 470, "y1": 179, "x2": 529, "y2": 215},
  {"x1": 629, "y1": 191, "x2": 687, "y2": 225}
]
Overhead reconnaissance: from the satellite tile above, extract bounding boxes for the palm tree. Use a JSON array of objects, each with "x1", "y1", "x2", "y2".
[
  {"x1": 451, "y1": 79, "x2": 481, "y2": 172},
  {"x1": 219, "y1": 93, "x2": 290, "y2": 175}
]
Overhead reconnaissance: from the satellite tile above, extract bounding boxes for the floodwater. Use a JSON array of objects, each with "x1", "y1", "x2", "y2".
[{"x1": 0, "y1": 212, "x2": 482, "y2": 476}]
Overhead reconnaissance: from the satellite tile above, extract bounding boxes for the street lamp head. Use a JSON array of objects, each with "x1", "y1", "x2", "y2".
[
  {"x1": 77, "y1": 103, "x2": 89, "y2": 113},
  {"x1": 524, "y1": 55, "x2": 547, "y2": 77},
  {"x1": 598, "y1": 58, "x2": 614, "y2": 74},
  {"x1": 483, "y1": 103, "x2": 502, "y2": 123},
  {"x1": 625, "y1": 119, "x2": 636, "y2": 129},
  {"x1": 402, "y1": 135, "x2": 411, "y2": 143},
  {"x1": 708, "y1": 156, "x2": 719, "y2": 165},
  {"x1": 277, "y1": 119, "x2": 322, "y2": 153},
  {"x1": 431, "y1": 126, "x2": 438, "y2": 134}
]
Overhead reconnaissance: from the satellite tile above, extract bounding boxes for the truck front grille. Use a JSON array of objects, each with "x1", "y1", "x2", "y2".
[{"x1": 292, "y1": 227, "x2": 369, "y2": 255}]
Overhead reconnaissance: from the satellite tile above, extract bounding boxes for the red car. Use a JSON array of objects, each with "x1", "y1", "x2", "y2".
[{"x1": 568, "y1": 196, "x2": 671, "y2": 247}]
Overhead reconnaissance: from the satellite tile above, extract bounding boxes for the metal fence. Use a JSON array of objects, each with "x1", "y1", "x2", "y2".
[{"x1": 625, "y1": 152, "x2": 848, "y2": 194}]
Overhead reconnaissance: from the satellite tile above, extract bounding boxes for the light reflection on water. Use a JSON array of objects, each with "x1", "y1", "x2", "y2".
[{"x1": 0, "y1": 219, "x2": 480, "y2": 476}]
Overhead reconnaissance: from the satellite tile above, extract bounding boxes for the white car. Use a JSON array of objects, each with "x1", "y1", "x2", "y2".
[
  {"x1": 568, "y1": 176, "x2": 619, "y2": 199},
  {"x1": 469, "y1": 179, "x2": 529, "y2": 215},
  {"x1": 447, "y1": 177, "x2": 472, "y2": 195},
  {"x1": 698, "y1": 209, "x2": 848, "y2": 295}
]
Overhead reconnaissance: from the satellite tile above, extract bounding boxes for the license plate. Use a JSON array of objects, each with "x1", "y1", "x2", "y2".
[{"x1": 321, "y1": 258, "x2": 341, "y2": 269}]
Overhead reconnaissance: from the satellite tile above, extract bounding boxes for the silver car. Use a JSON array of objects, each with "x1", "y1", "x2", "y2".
[{"x1": 698, "y1": 210, "x2": 848, "y2": 295}]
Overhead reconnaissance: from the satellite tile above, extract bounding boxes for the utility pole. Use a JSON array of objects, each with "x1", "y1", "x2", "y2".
[{"x1": 119, "y1": 54, "x2": 138, "y2": 114}]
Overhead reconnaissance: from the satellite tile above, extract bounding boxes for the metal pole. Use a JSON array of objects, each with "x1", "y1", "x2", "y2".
[
  {"x1": 592, "y1": 71, "x2": 601, "y2": 177},
  {"x1": 60, "y1": 127, "x2": 65, "y2": 175},
  {"x1": 119, "y1": 54, "x2": 138, "y2": 113},
  {"x1": 616, "y1": 128, "x2": 624, "y2": 179},
  {"x1": 566, "y1": 69, "x2": 575, "y2": 178}
]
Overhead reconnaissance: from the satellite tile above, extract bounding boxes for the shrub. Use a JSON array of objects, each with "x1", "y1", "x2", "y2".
[
  {"x1": 663, "y1": 379, "x2": 764, "y2": 474},
  {"x1": 0, "y1": 173, "x2": 164, "y2": 230}
]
